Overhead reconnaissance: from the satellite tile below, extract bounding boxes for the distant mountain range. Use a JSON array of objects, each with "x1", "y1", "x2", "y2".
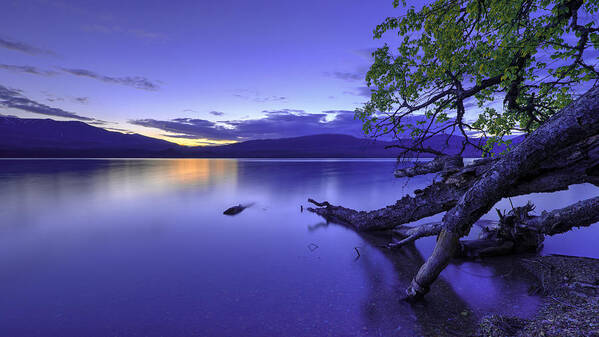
[{"x1": 0, "y1": 116, "x2": 492, "y2": 158}]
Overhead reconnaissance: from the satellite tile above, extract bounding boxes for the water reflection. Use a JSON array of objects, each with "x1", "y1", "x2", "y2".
[
  {"x1": 308, "y1": 221, "x2": 539, "y2": 336},
  {"x1": 0, "y1": 159, "x2": 596, "y2": 336}
]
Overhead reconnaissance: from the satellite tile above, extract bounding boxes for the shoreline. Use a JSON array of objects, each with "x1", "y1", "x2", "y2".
[{"x1": 476, "y1": 255, "x2": 599, "y2": 336}]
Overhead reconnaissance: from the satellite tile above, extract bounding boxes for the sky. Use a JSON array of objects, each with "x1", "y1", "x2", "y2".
[{"x1": 0, "y1": 0, "x2": 400, "y2": 146}]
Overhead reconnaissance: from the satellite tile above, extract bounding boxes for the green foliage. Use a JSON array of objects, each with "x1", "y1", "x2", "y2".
[{"x1": 358, "y1": 0, "x2": 599, "y2": 155}]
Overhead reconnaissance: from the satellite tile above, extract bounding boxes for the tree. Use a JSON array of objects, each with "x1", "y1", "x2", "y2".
[
  {"x1": 309, "y1": 0, "x2": 599, "y2": 300},
  {"x1": 357, "y1": 0, "x2": 598, "y2": 156}
]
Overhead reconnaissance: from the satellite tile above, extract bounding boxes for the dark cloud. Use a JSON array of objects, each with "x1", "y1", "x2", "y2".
[
  {"x1": 354, "y1": 48, "x2": 377, "y2": 60},
  {"x1": 0, "y1": 37, "x2": 55, "y2": 56},
  {"x1": 130, "y1": 118, "x2": 235, "y2": 140},
  {"x1": 182, "y1": 109, "x2": 225, "y2": 116},
  {"x1": 129, "y1": 109, "x2": 366, "y2": 141},
  {"x1": 59, "y1": 67, "x2": 160, "y2": 91},
  {"x1": 105, "y1": 127, "x2": 135, "y2": 134},
  {"x1": 324, "y1": 71, "x2": 363, "y2": 82},
  {"x1": 344, "y1": 86, "x2": 372, "y2": 97},
  {"x1": 1, "y1": 64, "x2": 161, "y2": 92},
  {"x1": 74, "y1": 97, "x2": 89, "y2": 104},
  {"x1": 46, "y1": 96, "x2": 64, "y2": 103},
  {"x1": 0, "y1": 64, "x2": 59, "y2": 76},
  {"x1": 160, "y1": 134, "x2": 199, "y2": 139},
  {"x1": 322, "y1": 110, "x2": 354, "y2": 114},
  {"x1": 463, "y1": 100, "x2": 478, "y2": 110},
  {"x1": 0, "y1": 62, "x2": 161, "y2": 91},
  {"x1": 0, "y1": 84, "x2": 93, "y2": 121}
]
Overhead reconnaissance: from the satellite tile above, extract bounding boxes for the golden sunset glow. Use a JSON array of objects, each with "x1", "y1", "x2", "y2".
[
  {"x1": 104, "y1": 125, "x2": 239, "y2": 147},
  {"x1": 158, "y1": 135, "x2": 238, "y2": 147},
  {"x1": 166, "y1": 159, "x2": 237, "y2": 185}
]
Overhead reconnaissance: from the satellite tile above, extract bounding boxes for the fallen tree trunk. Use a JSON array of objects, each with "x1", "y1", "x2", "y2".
[
  {"x1": 309, "y1": 133, "x2": 599, "y2": 232},
  {"x1": 407, "y1": 86, "x2": 599, "y2": 299},
  {"x1": 308, "y1": 86, "x2": 599, "y2": 301}
]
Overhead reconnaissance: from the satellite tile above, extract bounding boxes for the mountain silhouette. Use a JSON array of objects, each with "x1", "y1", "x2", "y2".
[{"x1": 0, "y1": 116, "x2": 495, "y2": 158}]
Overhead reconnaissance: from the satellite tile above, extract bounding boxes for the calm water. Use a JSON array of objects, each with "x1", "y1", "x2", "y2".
[{"x1": 0, "y1": 159, "x2": 597, "y2": 336}]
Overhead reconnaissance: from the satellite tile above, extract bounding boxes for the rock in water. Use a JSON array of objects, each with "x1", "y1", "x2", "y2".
[{"x1": 223, "y1": 204, "x2": 246, "y2": 216}]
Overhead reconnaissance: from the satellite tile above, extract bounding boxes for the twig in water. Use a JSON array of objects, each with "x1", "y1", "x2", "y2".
[{"x1": 307, "y1": 243, "x2": 319, "y2": 252}]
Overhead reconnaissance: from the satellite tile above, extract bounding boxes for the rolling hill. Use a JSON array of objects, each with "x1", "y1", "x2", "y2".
[{"x1": 0, "y1": 116, "x2": 492, "y2": 158}]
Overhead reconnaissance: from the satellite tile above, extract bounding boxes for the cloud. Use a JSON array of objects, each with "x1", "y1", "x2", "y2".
[
  {"x1": 46, "y1": 96, "x2": 64, "y2": 103},
  {"x1": 0, "y1": 64, "x2": 159, "y2": 91},
  {"x1": 322, "y1": 109, "x2": 355, "y2": 114},
  {"x1": 88, "y1": 120, "x2": 108, "y2": 125},
  {"x1": 234, "y1": 94, "x2": 287, "y2": 102},
  {"x1": 233, "y1": 89, "x2": 287, "y2": 102},
  {"x1": 0, "y1": 84, "x2": 93, "y2": 121},
  {"x1": 0, "y1": 63, "x2": 160, "y2": 91},
  {"x1": 0, "y1": 64, "x2": 59, "y2": 76},
  {"x1": 130, "y1": 118, "x2": 235, "y2": 140},
  {"x1": 129, "y1": 109, "x2": 367, "y2": 141},
  {"x1": 182, "y1": 109, "x2": 225, "y2": 116},
  {"x1": 343, "y1": 86, "x2": 372, "y2": 97},
  {"x1": 0, "y1": 37, "x2": 55, "y2": 56},
  {"x1": 160, "y1": 133, "x2": 200, "y2": 139},
  {"x1": 74, "y1": 97, "x2": 89, "y2": 104},
  {"x1": 262, "y1": 109, "x2": 305, "y2": 114},
  {"x1": 82, "y1": 24, "x2": 168, "y2": 41},
  {"x1": 324, "y1": 71, "x2": 363, "y2": 82},
  {"x1": 354, "y1": 48, "x2": 377, "y2": 60},
  {"x1": 59, "y1": 67, "x2": 160, "y2": 91}
]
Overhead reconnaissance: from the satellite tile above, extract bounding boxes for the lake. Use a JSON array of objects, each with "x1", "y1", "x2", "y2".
[{"x1": 0, "y1": 159, "x2": 597, "y2": 336}]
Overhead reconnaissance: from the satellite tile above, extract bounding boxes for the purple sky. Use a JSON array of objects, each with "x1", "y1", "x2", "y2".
[{"x1": 0, "y1": 0, "x2": 400, "y2": 145}]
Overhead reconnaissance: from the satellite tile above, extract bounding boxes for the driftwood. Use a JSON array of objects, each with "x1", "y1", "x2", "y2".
[
  {"x1": 308, "y1": 86, "x2": 599, "y2": 300},
  {"x1": 223, "y1": 203, "x2": 253, "y2": 216}
]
